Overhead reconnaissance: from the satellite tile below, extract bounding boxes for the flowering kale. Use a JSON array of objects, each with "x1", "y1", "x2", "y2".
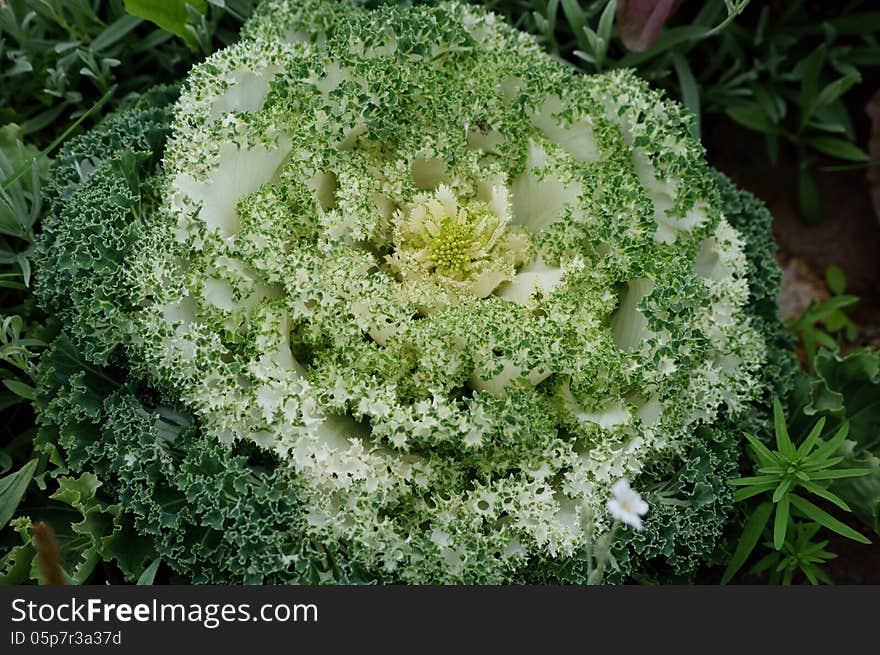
[{"x1": 34, "y1": 0, "x2": 794, "y2": 583}]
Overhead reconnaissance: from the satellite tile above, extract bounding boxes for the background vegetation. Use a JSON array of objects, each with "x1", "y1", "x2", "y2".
[{"x1": 1, "y1": 0, "x2": 878, "y2": 584}]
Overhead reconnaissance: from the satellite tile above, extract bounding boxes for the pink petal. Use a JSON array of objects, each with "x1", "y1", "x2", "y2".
[{"x1": 616, "y1": 0, "x2": 682, "y2": 53}]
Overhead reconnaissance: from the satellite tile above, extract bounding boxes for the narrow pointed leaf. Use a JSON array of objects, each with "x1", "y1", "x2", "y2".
[
  {"x1": 0, "y1": 459, "x2": 38, "y2": 530},
  {"x1": 734, "y1": 485, "x2": 775, "y2": 503},
  {"x1": 811, "y1": 423, "x2": 850, "y2": 461},
  {"x1": 744, "y1": 432, "x2": 779, "y2": 467},
  {"x1": 137, "y1": 558, "x2": 162, "y2": 585},
  {"x1": 773, "y1": 398, "x2": 795, "y2": 458},
  {"x1": 721, "y1": 502, "x2": 773, "y2": 585},
  {"x1": 789, "y1": 494, "x2": 871, "y2": 544},
  {"x1": 730, "y1": 475, "x2": 780, "y2": 486},
  {"x1": 798, "y1": 480, "x2": 851, "y2": 512},
  {"x1": 772, "y1": 478, "x2": 793, "y2": 503},
  {"x1": 773, "y1": 495, "x2": 790, "y2": 550},
  {"x1": 806, "y1": 468, "x2": 871, "y2": 481},
  {"x1": 796, "y1": 417, "x2": 826, "y2": 457}
]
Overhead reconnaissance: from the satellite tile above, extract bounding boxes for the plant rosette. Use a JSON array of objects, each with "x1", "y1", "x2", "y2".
[{"x1": 35, "y1": 0, "x2": 787, "y2": 583}]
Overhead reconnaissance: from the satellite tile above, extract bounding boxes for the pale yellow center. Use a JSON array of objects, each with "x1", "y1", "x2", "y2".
[{"x1": 428, "y1": 218, "x2": 475, "y2": 277}]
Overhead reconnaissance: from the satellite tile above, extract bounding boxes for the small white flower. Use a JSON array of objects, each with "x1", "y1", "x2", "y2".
[{"x1": 607, "y1": 478, "x2": 649, "y2": 530}]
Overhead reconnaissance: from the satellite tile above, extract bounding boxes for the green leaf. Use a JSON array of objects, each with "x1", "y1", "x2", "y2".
[
  {"x1": 811, "y1": 423, "x2": 850, "y2": 462},
  {"x1": 560, "y1": 0, "x2": 587, "y2": 49},
  {"x1": 90, "y1": 14, "x2": 143, "y2": 52},
  {"x1": 597, "y1": 0, "x2": 616, "y2": 43},
  {"x1": 721, "y1": 502, "x2": 773, "y2": 584},
  {"x1": 809, "y1": 295, "x2": 860, "y2": 320},
  {"x1": 773, "y1": 397, "x2": 795, "y2": 458},
  {"x1": 123, "y1": 0, "x2": 207, "y2": 50},
  {"x1": 772, "y1": 477, "x2": 793, "y2": 503},
  {"x1": 799, "y1": 45, "x2": 826, "y2": 128},
  {"x1": 799, "y1": 480, "x2": 851, "y2": 512},
  {"x1": 734, "y1": 485, "x2": 775, "y2": 503},
  {"x1": 796, "y1": 417, "x2": 826, "y2": 458},
  {"x1": 789, "y1": 494, "x2": 871, "y2": 544},
  {"x1": 823, "y1": 311, "x2": 848, "y2": 333},
  {"x1": 0, "y1": 518, "x2": 35, "y2": 584},
  {"x1": 730, "y1": 475, "x2": 780, "y2": 487},
  {"x1": 2, "y1": 87, "x2": 116, "y2": 192},
  {"x1": 773, "y1": 495, "x2": 790, "y2": 550},
  {"x1": 824, "y1": 264, "x2": 847, "y2": 296},
  {"x1": 807, "y1": 349, "x2": 880, "y2": 534},
  {"x1": 806, "y1": 468, "x2": 871, "y2": 481},
  {"x1": 803, "y1": 455, "x2": 845, "y2": 471},
  {"x1": 0, "y1": 459, "x2": 37, "y2": 530},
  {"x1": 725, "y1": 103, "x2": 779, "y2": 135},
  {"x1": 137, "y1": 558, "x2": 162, "y2": 585},
  {"x1": 673, "y1": 52, "x2": 700, "y2": 140},
  {"x1": 749, "y1": 550, "x2": 779, "y2": 576},
  {"x1": 2, "y1": 379, "x2": 35, "y2": 400},
  {"x1": 743, "y1": 432, "x2": 779, "y2": 467},
  {"x1": 815, "y1": 73, "x2": 861, "y2": 111},
  {"x1": 807, "y1": 136, "x2": 870, "y2": 162}
]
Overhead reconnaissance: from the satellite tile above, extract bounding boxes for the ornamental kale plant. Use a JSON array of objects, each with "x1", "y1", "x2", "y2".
[{"x1": 31, "y1": 0, "x2": 797, "y2": 584}]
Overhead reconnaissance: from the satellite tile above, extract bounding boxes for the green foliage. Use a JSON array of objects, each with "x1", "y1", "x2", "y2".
[
  {"x1": 0, "y1": 123, "x2": 48, "y2": 284},
  {"x1": 508, "y1": 171, "x2": 795, "y2": 585},
  {"x1": 33, "y1": 336, "x2": 377, "y2": 584},
  {"x1": 786, "y1": 266, "x2": 860, "y2": 371},
  {"x1": 487, "y1": 0, "x2": 880, "y2": 222},
  {"x1": 0, "y1": 458, "x2": 37, "y2": 529},
  {"x1": 35, "y1": 85, "x2": 179, "y2": 365},
  {"x1": 0, "y1": 0, "x2": 255, "y2": 588},
  {"x1": 0, "y1": 0, "x2": 253, "y2": 148},
  {"x1": 803, "y1": 348, "x2": 880, "y2": 534},
  {"x1": 749, "y1": 520, "x2": 835, "y2": 585},
  {"x1": 722, "y1": 399, "x2": 871, "y2": 584},
  {"x1": 2, "y1": 0, "x2": 869, "y2": 586},
  {"x1": 123, "y1": 0, "x2": 208, "y2": 50},
  {"x1": 24, "y1": 0, "x2": 799, "y2": 584}
]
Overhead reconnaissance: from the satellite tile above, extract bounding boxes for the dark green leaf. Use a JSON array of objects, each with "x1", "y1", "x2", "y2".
[
  {"x1": 721, "y1": 502, "x2": 773, "y2": 584},
  {"x1": 799, "y1": 45, "x2": 826, "y2": 127},
  {"x1": 773, "y1": 495, "x2": 790, "y2": 550},
  {"x1": 824, "y1": 264, "x2": 847, "y2": 296},
  {"x1": 744, "y1": 432, "x2": 779, "y2": 467},
  {"x1": 673, "y1": 52, "x2": 700, "y2": 140},
  {"x1": 811, "y1": 423, "x2": 851, "y2": 462},
  {"x1": 0, "y1": 459, "x2": 38, "y2": 530},
  {"x1": 726, "y1": 103, "x2": 779, "y2": 135},
  {"x1": 815, "y1": 73, "x2": 861, "y2": 110},
  {"x1": 734, "y1": 484, "x2": 775, "y2": 503},
  {"x1": 807, "y1": 468, "x2": 871, "y2": 481},
  {"x1": 730, "y1": 475, "x2": 780, "y2": 486},
  {"x1": 2, "y1": 379, "x2": 35, "y2": 400},
  {"x1": 137, "y1": 558, "x2": 162, "y2": 585},
  {"x1": 123, "y1": 0, "x2": 207, "y2": 50},
  {"x1": 807, "y1": 136, "x2": 870, "y2": 162},
  {"x1": 90, "y1": 15, "x2": 144, "y2": 52}
]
